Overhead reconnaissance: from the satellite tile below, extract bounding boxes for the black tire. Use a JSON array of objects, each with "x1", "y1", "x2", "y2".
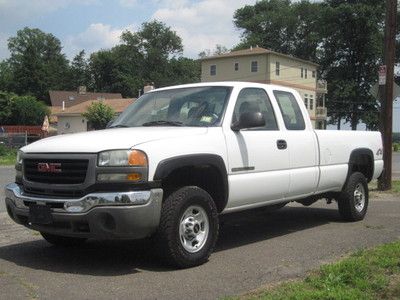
[
  {"x1": 337, "y1": 172, "x2": 369, "y2": 221},
  {"x1": 40, "y1": 232, "x2": 87, "y2": 247},
  {"x1": 155, "y1": 186, "x2": 219, "y2": 268}
]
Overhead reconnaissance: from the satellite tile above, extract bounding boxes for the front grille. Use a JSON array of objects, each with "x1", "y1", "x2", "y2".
[
  {"x1": 23, "y1": 186, "x2": 85, "y2": 198},
  {"x1": 24, "y1": 159, "x2": 88, "y2": 184}
]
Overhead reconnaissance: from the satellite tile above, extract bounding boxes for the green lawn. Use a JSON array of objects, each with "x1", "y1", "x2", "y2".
[
  {"x1": 392, "y1": 181, "x2": 400, "y2": 193},
  {"x1": 240, "y1": 241, "x2": 400, "y2": 300},
  {"x1": 0, "y1": 145, "x2": 17, "y2": 166}
]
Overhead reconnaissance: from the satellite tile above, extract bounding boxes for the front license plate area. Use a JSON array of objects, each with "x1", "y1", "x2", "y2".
[{"x1": 29, "y1": 204, "x2": 53, "y2": 224}]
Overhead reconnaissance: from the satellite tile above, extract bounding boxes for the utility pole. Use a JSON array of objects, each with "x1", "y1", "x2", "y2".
[{"x1": 378, "y1": 0, "x2": 397, "y2": 191}]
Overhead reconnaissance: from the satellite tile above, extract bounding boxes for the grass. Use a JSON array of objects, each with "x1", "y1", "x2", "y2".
[
  {"x1": 0, "y1": 144, "x2": 17, "y2": 165},
  {"x1": 392, "y1": 181, "x2": 400, "y2": 193},
  {"x1": 238, "y1": 241, "x2": 400, "y2": 300},
  {"x1": 369, "y1": 180, "x2": 400, "y2": 194}
]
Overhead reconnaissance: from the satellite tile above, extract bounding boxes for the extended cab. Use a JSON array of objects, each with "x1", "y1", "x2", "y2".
[{"x1": 5, "y1": 82, "x2": 383, "y2": 268}]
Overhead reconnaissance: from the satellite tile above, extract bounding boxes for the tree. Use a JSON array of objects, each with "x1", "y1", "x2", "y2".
[
  {"x1": 7, "y1": 27, "x2": 69, "y2": 103},
  {"x1": 234, "y1": 0, "x2": 386, "y2": 130},
  {"x1": 198, "y1": 44, "x2": 229, "y2": 58},
  {"x1": 319, "y1": 0, "x2": 384, "y2": 129},
  {"x1": 0, "y1": 91, "x2": 14, "y2": 124},
  {"x1": 68, "y1": 50, "x2": 91, "y2": 89},
  {"x1": 7, "y1": 95, "x2": 50, "y2": 125},
  {"x1": 0, "y1": 61, "x2": 12, "y2": 92},
  {"x1": 89, "y1": 21, "x2": 186, "y2": 97},
  {"x1": 120, "y1": 20, "x2": 183, "y2": 87},
  {"x1": 82, "y1": 102, "x2": 115, "y2": 130},
  {"x1": 233, "y1": 0, "x2": 323, "y2": 61},
  {"x1": 166, "y1": 57, "x2": 201, "y2": 86}
]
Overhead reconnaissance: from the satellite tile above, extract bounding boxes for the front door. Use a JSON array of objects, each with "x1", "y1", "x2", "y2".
[{"x1": 224, "y1": 87, "x2": 290, "y2": 209}]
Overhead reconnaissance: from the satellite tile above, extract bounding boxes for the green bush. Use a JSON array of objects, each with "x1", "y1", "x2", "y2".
[{"x1": 82, "y1": 102, "x2": 115, "y2": 130}]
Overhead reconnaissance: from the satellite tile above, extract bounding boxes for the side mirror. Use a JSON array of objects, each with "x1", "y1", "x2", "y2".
[
  {"x1": 106, "y1": 118, "x2": 116, "y2": 128},
  {"x1": 231, "y1": 112, "x2": 265, "y2": 131}
]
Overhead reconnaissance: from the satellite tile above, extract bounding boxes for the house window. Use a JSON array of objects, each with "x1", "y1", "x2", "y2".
[
  {"x1": 210, "y1": 65, "x2": 216, "y2": 76},
  {"x1": 304, "y1": 94, "x2": 308, "y2": 109},
  {"x1": 251, "y1": 61, "x2": 258, "y2": 72},
  {"x1": 234, "y1": 62, "x2": 239, "y2": 71},
  {"x1": 301, "y1": 68, "x2": 304, "y2": 78},
  {"x1": 275, "y1": 61, "x2": 280, "y2": 76},
  {"x1": 309, "y1": 95, "x2": 314, "y2": 110},
  {"x1": 312, "y1": 70, "x2": 316, "y2": 78},
  {"x1": 305, "y1": 69, "x2": 308, "y2": 79}
]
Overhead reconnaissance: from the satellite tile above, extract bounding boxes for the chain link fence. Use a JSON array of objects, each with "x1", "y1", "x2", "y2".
[{"x1": 0, "y1": 132, "x2": 42, "y2": 148}]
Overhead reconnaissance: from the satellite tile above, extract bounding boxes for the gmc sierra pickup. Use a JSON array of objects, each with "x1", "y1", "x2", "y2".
[{"x1": 5, "y1": 82, "x2": 383, "y2": 268}]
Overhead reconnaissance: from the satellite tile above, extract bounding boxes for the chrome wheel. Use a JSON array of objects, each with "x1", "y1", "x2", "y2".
[
  {"x1": 179, "y1": 205, "x2": 209, "y2": 253},
  {"x1": 354, "y1": 183, "x2": 365, "y2": 212}
]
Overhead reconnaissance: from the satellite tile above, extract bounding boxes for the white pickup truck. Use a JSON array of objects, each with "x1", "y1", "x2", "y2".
[{"x1": 5, "y1": 82, "x2": 383, "y2": 268}]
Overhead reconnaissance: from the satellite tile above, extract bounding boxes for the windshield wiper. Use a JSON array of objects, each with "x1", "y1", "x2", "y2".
[
  {"x1": 142, "y1": 120, "x2": 184, "y2": 127},
  {"x1": 108, "y1": 124, "x2": 130, "y2": 128}
]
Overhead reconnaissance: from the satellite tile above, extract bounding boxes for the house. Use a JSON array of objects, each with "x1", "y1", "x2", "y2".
[
  {"x1": 49, "y1": 87, "x2": 122, "y2": 108},
  {"x1": 200, "y1": 46, "x2": 328, "y2": 129},
  {"x1": 56, "y1": 98, "x2": 134, "y2": 134}
]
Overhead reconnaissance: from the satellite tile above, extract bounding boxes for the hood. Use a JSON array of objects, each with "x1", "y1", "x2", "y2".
[{"x1": 22, "y1": 127, "x2": 208, "y2": 153}]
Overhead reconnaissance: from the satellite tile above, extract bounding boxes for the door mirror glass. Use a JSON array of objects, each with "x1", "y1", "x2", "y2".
[{"x1": 231, "y1": 112, "x2": 265, "y2": 131}]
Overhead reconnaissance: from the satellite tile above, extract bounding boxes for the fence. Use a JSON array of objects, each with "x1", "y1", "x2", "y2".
[
  {"x1": 0, "y1": 126, "x2": 47, "y2": 148},
  {"x1": 0, "y1": 132, "x2": 43, "y2": 148}
]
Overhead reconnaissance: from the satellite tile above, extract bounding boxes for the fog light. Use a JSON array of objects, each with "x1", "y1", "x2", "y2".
[
  {"x1": 97, "y1": 173, "x2": 142, "y2": 181},
  {"x1": 64, "y1": 201, "x2": 86, "y2": 213},
  {"x1": 127, "y1": 173, "x2": 141, "y2": 181}
]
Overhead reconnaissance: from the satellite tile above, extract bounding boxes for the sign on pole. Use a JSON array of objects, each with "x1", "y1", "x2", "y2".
[{"x1": 379, "y1": 65, "x2": 387, "y2": 85}]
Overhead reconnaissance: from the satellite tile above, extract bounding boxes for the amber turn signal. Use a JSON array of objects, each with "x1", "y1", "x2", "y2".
[
  {"x1": 128, "y1": 150, "x2": 148, "y2": 166},
  {"x1": 127, "y1": 173, "x2": 142, "y2": 181}
]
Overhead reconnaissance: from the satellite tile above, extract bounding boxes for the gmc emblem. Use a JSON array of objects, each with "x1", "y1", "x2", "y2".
[{"x1": 37, "y1": 162, "x2": 62, "y2": 173}]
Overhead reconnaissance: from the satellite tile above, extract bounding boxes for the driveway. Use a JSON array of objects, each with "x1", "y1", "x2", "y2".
[{"x1": 0, "y1": 192, "x2": 399, "y2": 299}]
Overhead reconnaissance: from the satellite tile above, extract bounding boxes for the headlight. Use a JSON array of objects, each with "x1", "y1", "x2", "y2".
[
  {"x1": 16, "y1": 150, "x2": 23, "y2": 165},
  {"x1": 98, "y1": 149, "x2": 148, "y2": 167}
]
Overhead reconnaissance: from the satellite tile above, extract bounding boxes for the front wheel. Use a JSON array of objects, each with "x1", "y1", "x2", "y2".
[
  {"x1": 155, "y1": 186, "x2": 219, "y2": 268},
  {"x1": 337, "y1": 172, "x2": 369, "y2": 221}
]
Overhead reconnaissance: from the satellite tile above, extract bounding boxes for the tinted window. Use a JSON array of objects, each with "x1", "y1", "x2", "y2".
[
  {"x1": 232, "y1": 88, "x2": 278, "y2": 130},
  {"x1": 274, "y1": 91, "x2": 305, "y2": 130}
]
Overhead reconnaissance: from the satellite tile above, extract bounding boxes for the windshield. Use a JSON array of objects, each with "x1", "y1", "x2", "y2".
[{"x1": 110, "y1": 86, "x2": 232, "y2": 127}]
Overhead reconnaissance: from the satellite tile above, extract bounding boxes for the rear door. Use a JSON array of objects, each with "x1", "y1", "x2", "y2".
[
  {"x1": 273, "y1": 90, "x2": 319, "y2": 198},
  {"x1": 224, "y1": 87, "x2": 290, "y2": 209}
]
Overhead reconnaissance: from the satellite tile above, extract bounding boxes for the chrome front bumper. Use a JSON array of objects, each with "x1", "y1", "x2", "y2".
[
  {"x1": 4, "y1": 183, "x2": 164, "y2": 239},
  {"x1": 5, "y1": 183, "x2": 162, "y2": 213}
]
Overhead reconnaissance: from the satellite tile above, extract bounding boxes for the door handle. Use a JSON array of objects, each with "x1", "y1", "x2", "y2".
[{"x1": 277, "y1": 140, "x2": 287, "y2": 150}]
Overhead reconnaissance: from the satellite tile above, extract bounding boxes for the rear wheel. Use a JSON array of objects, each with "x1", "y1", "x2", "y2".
[
  {"x1": 40, "y1": 232, "x2": 87, "y2": 247},
  {"x1": 337, "y1": 172, "x2": 368, "y2": 221},
  {"x1": 155, "y1": 186, "x2": 219, "y2": 268}
]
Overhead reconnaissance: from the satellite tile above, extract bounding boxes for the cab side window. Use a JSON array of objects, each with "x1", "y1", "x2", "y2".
[
  {"x1": 274, "y1": 90, "x2": 305, "y2": 130},
  {"x1": 232, "y1": 88, "x2": 278, "y2": 130}
]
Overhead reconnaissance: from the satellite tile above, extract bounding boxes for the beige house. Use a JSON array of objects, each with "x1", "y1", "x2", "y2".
[
  {"x1": 56, "y1": 98, "x2": 134, "y2": 134},
  {"x1": 201, "y1": 47, "x2": 327, "y2": 129}
]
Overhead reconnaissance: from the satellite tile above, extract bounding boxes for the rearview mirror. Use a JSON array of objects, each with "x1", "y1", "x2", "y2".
[{"x1": 231, "y1": 112, "x2": 265, "y2": 131}]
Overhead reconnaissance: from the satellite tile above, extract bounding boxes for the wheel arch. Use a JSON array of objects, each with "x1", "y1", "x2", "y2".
[
  {"x1": 345, "y1": 148, "x2": 374, "y2": 184},
  {"x1": 153, "y1": 154, "x2": 229, "y2": 212}
]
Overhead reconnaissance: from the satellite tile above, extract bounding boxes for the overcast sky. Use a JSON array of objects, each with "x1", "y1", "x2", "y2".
[{"x1": 0, "y1": 0, "x2": 257, "y2": 60}]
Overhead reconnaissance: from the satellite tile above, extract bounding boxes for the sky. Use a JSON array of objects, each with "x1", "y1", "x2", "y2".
[{"x1": 0, "y1": 0, "x2": 258, "y2": 60}]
